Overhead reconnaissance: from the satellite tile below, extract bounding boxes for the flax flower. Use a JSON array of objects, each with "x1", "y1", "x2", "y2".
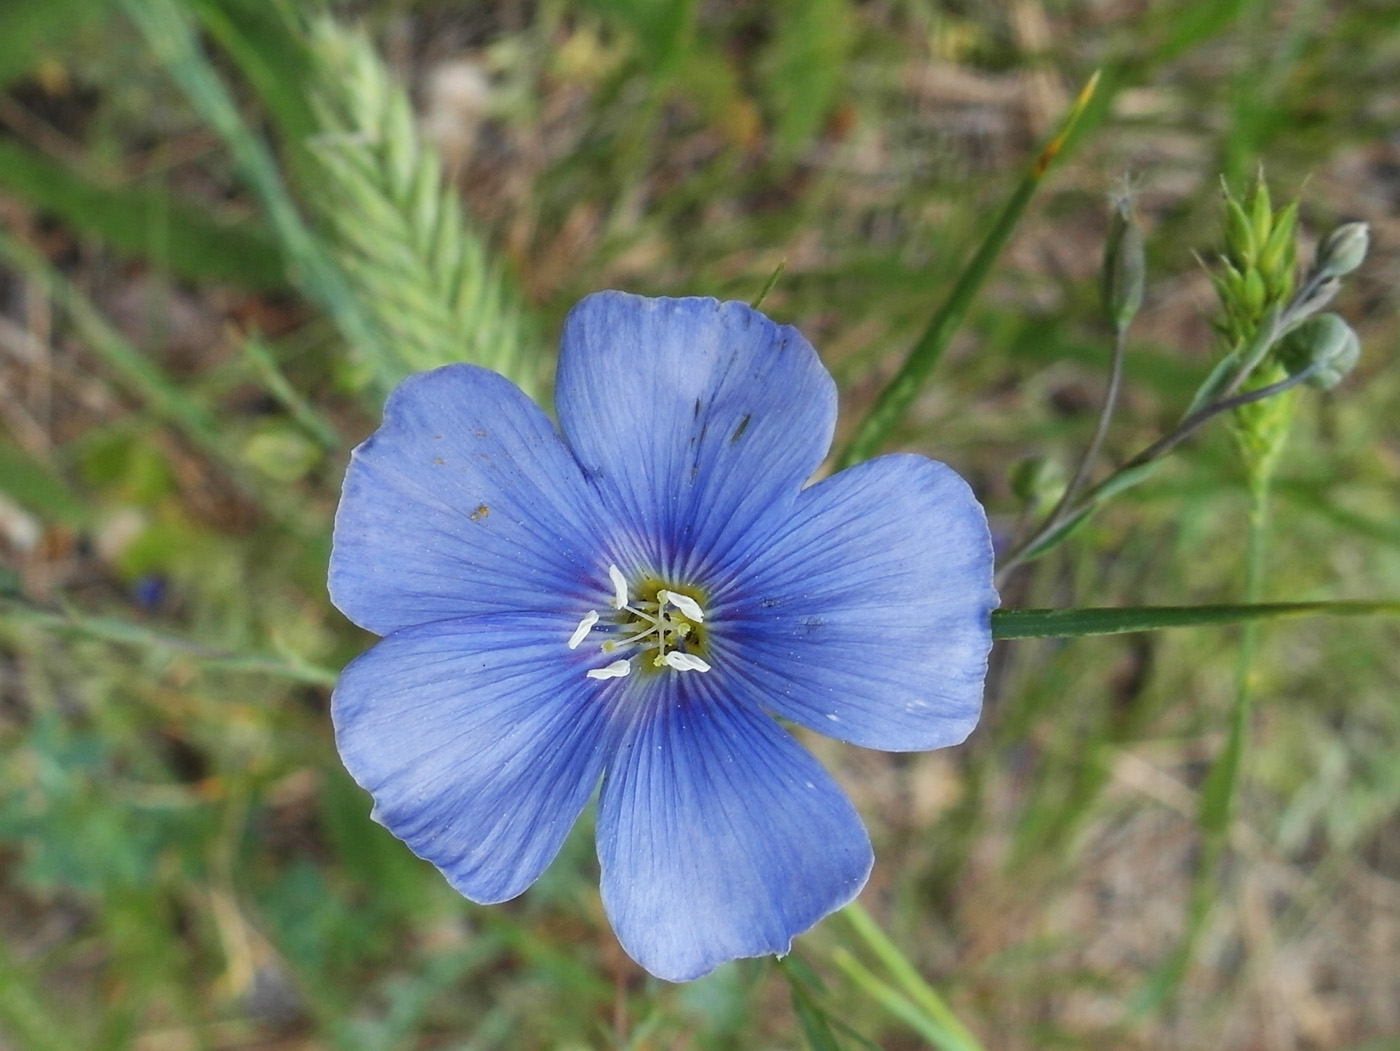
[{"x1": 330, "y1": 292, "x2": 996, "y2": 981}]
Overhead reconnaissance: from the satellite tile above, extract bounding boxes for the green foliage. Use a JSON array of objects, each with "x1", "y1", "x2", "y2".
[
  {"x1": 0, "y1": 140, "x2": 284, "y2": 287},
  {"x1": 1, "y1": 1, "x2": 1398, "y2": 1048},
  {"x1": 0, "y1": 0, "x2": 113, "y2": 88},
  {"x1": 304, "y1": 19, "x2": 540, "y2": 396}
]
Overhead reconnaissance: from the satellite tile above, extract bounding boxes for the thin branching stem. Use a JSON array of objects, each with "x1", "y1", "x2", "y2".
[
  {"x1": 1117, "y1": 364, "x2": 1317, "y2": 472},
  {"x1": 998, "y1": 361, "x2": 1319, "y2": 581},
  {"x1": 1037, "y1": 320, "x2": 1130, "y2": 540}
]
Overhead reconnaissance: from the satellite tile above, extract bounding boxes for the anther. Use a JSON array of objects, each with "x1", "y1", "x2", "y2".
[
  {"x1": 586, "y1": 659, "x2": 632, "y2": 681},
  {"x1": 608, "y1": 564, "x2": 628, "y2": 609},
  {"x1": 659, "y1": 590, "x2": 705, "y2": 623},
  {"x1": 568, "y1": 610, "x2": 599, "y2": 649},
  {"x1": 661, "y1": 652, "x2": 711, "y2": 673}
]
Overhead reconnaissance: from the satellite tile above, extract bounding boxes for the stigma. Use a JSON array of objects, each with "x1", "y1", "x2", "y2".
[{"x1": 570, "y1": 565, "x2": 711, "y2": 679}]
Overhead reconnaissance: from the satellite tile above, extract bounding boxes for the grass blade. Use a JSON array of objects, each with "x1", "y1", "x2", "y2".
[
  {"x1": 0, "y1": 597, "x2": 337, "y2": 686},
  {"x1": 829, "y1": 948, "x2": 982, "y2": 1051},
  {"x1": 841, "y1": 903, "x2": 985, "y2": 1051},
  {"x1": 0, "y1": 139, "x2": 284, "y2": 288},
  {"x1": 118, "y1": 0, "x2": 394, "y2": 394}
]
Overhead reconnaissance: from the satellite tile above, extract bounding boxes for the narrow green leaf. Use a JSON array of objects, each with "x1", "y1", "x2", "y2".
[
  {"x1": 829, "y1": 948, "x2": 983, "y2": 1051},
  {"x1": 120, "y1": 0, "x2": 394, "y2": 395},
  {"x1": 1089, "y1": 458, "x2": 1162, "y2": 503},
  {"x1": 1156, "y1": 0, "x2": 1250, "y2": 60},
  {"x1": 786, "y1": 980, "x2": 846, "y2": 1051},
  {"x1": 1018, "y1": 505, "x2": 1093, "y2": 561},
  {"x1": 751, "y1": 258, "x2": 787, "y2": 309},
  {"x1": 0, "y1": 598, "x2": 338, "y2": 686},
  {"x1": 239, "y1": 334, "x2": 342, "y2": 451},
  {"x1": 186, "y1": 0, "x2": 319, "y2": 144},
  {"x1": 991, "y1": 601, "x2": 1400, "y2": 640},
  {"x1": 0, "y1": 140, "x2": 284, "y2": 288},
  {"x1": 840, "y1": 903, "x2": 986, "y2": 1051}
]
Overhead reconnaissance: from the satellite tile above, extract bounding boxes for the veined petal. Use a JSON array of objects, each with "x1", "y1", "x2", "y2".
[
  {"x1": 332, "y1": 614, "x2": 617, "y2": 904},
  {"x1": 554, "y1": 292, "x2": 837, "y2": 581},
  {"x1": 716, "y1": 454, "x2": 997, "y2": 752},
  {"x1": 330, "y1": 364, "x2": 607, "y2": 636},
  {"x1": 597, "y1": 675, "x2": 872, "y2": 982}
]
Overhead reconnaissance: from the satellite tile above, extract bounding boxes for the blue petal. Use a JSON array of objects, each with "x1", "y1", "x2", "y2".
[
  {"x1": 554, "y1": 292, "x2": 837, "y2": 582},
  {"x1": 332, "y1": 614, "x2": 617, "y2": 904},
  {"x1": 330, "y1": 364, "x2": 609, "y2": 636},
  {"x1": 596, "y1": 675, "x2": 872, "y2": 982},
  {"x1": 714, "y1": 454, "x2": 996, "y2": 752}
]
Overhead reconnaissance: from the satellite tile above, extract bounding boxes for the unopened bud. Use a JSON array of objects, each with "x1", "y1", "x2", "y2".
[
  {"x1": 1315, "y1": 222, "x2": 1369, "y2": 280},
  {"x1": 1010, "y1": 457, "x2": 1066, "y2": 511},
  {"x1": 1101, "y1": 196, "x2": 1145, "y2": 329},
  {"x1": 1279, "y1": 313, "x2": 1360, "y2": 390}
]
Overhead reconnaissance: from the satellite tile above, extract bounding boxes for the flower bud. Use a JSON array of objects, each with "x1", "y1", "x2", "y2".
[
  {"x1": 1279, "y1": 313, "x2": 1360, "y2": 390},
  {"x1": 1010, "y1": 456, "x2": 1066, "y2": 511},
  {"x1": 1101, "y1": 197, "x2": 1145, "y2": 329},
  {"x1": 1315, "y1": 222, "x2": 1369, "y2": 280}
]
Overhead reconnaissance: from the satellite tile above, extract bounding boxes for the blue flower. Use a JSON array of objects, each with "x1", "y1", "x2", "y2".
[{"x1": 329, "y1": 291, "x2": 997, "y2": 982}]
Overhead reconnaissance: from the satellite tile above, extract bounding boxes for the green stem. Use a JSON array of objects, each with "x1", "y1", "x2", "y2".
[
  {"x1": 990, "y1": 599, "x2": 1400, "y2": 639},
  {"x1": 999, "y1": 359, "x2": 1320, "y2": 578},
  {"x1": 1061, "y1": 321, "x2": 1130, "y2": 516}
]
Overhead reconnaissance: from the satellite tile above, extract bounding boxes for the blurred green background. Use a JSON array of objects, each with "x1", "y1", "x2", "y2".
[{"x1": 0, "y1": 0, "x2": 1397, "y2": 1048}]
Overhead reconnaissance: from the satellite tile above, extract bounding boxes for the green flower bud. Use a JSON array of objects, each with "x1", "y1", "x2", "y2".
[
  {"x1": 1101, "y1": 196, "x2": 1145, "y2": 329},
  {"x1": 1278, "y1": 313, "x2": 1360, "y2": 390},
  {"x1": 1315, "y1": 222, "x2": 1369, "y2": 280},
  {"x1": 1010, "y1": 456, "x2": 1066, "y2": 511}
]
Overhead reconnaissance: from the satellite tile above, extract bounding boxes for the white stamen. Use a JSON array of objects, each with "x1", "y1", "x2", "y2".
[
  {"x1": 608, "y1": 564, "x2": 629, "y2": 609},
  {"x1": 567, "y1": 610, "x2": 599, "y2": 649},
  {"x1": 659, "y1": 589, "x2": 705, "y2": 623},
  {"x1": 661, "y1": 651, "x2": 711, "y2": 673},
  {"x1": 586, "y1": 658, "x2": 632, "y2": 681}
]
